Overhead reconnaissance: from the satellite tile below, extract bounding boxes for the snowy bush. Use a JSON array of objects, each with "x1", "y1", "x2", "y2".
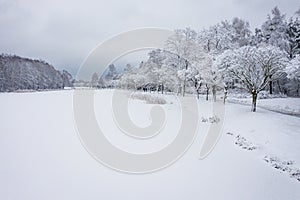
[
  {"x1": 131, "y1": 93, "x2": 167, "y2": 104},
  {"x1": 201, "y1": 115, "x2": 220, "y2": 123}
]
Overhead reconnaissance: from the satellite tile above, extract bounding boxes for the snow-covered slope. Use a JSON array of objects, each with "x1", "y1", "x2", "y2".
[{"x1": 0, "y1": 90, "x2": 299, "y2": 200}]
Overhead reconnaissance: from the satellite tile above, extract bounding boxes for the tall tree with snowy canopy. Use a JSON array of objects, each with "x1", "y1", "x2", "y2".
[
  {"x1": 250, "y1": 8, "x2": 290, "y2": 94},
  {"x1": 165, "y1": 28, "x2": 203, "y2": 96},
  {"x1": 261, "y1": 7, "x2": 290, "y2": 54},
  {"x1": 287, "y1": 10, "x2": 300, "y2": 58},
  {"x1": 256, "y1": 44, "x2": 288, "y2": 94},
  {"x1": 193, "y1": 54, "x2": 224, "y2": 101},
  {"x1": 217, "y1": 45, "x2": 287, "y2": 112},
  {"x1": 204, "y1": 62, "x2": 224, "y2": 102}
]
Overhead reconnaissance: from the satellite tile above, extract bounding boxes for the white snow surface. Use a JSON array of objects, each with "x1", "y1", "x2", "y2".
[
  {"x1": 228, "y1": 96, "x2": 300, "y2": 116},
  {"x1": 0, "y1": 89, "x2": 300, "y2": 200}
]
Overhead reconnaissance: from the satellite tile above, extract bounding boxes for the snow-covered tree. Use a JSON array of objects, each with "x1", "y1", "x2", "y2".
[
  {"x1": 261, "y1": 7, "x2": 290, "y2": 53},
  {"x1": 287, "y1": 14, "x2": 300, "y2": 58},
  {"x1": 286, "y1": 55, "x2": 300, "y2": 95},
  {"x1": 124, "y1": 63, "x2": 133, "y2": 73},
  {"x1": 250, "y1": 28, "x2": 264, "y2": 46},
  {"x1": 138, "y1": 61, "x2": 157, "y2": 90},
  {"x1": 148, "y1": 49, "x2": 166, "y2": 67},
  {"x1": 165, "y1": 28, "x2": 203, "y2": 96},
  {"x1": 61, "y1": 70, "x2": 73, "y2": 88},
  {"x1": 203, "y1": 63, "x2": 224, "y2": 102},
  {"x1": 135, "y1": 52, "x2": 178, "y2": 93},
  {"x1": 119, "y1": 71, "x2": 137, "y2": 89},
  {"x1": 105, "y1": 64, "x2": 117, "y2": 80},
  {"x1": 231, "y1": 17, "x2": 252, "y2": 47},
  {"x1": 287, "y1": 55, "x2": 300, "y2": 80},
  {"x1": 192, "y1": 54, "x2": 224, "y2": 101},
  {"x1": 100, "y1": 64, "x2": 119, "y2": 88},
  {"x1": 118, "y1": 62, "x2": 147, "y2": 90},
  {"x1": 198, "y1": 19, "x2": 251, "y2": 55},
  {"x1": 91, "y1": 72, "x2": 99, "y2": 88},
  {"x1": 256, "y1": 44, "x2": 288, "y2": 94},
  {"x1": 98, "y1": 77, "x2": 105, "y2": 88},
  {"x1": 198, "y1": 22, "x2": 234, "y2": 55},
  {"x1": 217, "y1": 45, "x2": 287, "y2": 112}
]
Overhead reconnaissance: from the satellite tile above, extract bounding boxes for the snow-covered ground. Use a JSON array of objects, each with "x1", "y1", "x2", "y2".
[
  {"x1": 228, "y1": 95, "x2": 300, "y2": 116},
  {"x1": 0, "y1": 90, "x2": 300, "y2": 200}
]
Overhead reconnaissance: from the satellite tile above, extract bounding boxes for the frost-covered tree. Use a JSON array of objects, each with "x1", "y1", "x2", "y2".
[
  {"x1": 287, "y1": 55, "x2": 300, "y2": 80},
  {"x1": 261, "y1": 7, "x2": 290, "y2": 53},
  {"x1": 134, "y1": 52, "x2": 177, "y2": 93},
  {"x1": 119, "y1": 71, "x2": 136, "y2": 89},
  {"x1": 192, "y1": 53, "x2": 223, "y2": 101},
  {"x1": 217, "y1": 45, "x2": 286, "y2": 112},
  {"x1": 231, "y1": 17, "x2": 252, "y2": 47},
  {"x1": 101, "y1": 64, "x2": 118, "y2": 88},
  {"x1": 256, "y1": 44, "x2": 288, "y2": 94},
  {"x1": 105, "y1": 64, "x2": 117, "y2": 80},
  {"x1": 117, "y1": 49, "x2": 179, "y2": 93},
  {"x1": 91, "y1": 72, "x2": 99, "y2": 88},
  {"x1": 198, "y1": 19, "x2": 251, "y2": 55},
  {"x1": 119, "y1": 62, "x2": 146, "y2": 90},
  {"x1": 151, "y1": 63, "x2": 177, "y2": 94},
  {"x1": 138, "y1": 60, "x2": 158, "y2": 90},
  {"x1": 198, "y1": 21, "x2": 234, "y2": 55},
  {"x1": 165, "y1": 28, "x2": 203, "y2": 96},
  {"x1": 61, "y1": 70, "x2": 73, "y2": 88},
  {"x1": 97, "y1": 77, "x2": 105, "y2": 88},
  {"x1": 148, "y1": 49, "x2": 166, "y2": 67},
  {"x1": 287, "y1": 13, "x2": 300, "y2": 58},
  {"x1": 204, "y1": 64, "x2": 224, "y2": 102},
  {"x1": 251, "y1": 28, "x2": 264, "y2": 46},
  {"x1": 286, "y1": 55, "x2": 300, "y2": 95}
]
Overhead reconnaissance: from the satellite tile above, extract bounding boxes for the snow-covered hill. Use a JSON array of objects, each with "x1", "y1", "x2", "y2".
[
  {"x1": 0, "y1": 90, "x2": 299, "y2": 200},
  {"x1": 0, "y1": 54, "x2": 73, "y2": 92}
]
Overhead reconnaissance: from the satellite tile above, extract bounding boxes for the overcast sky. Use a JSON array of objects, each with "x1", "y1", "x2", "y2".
[{"x1": 0, "y1": 0, "x2": 299, "y2": 75}]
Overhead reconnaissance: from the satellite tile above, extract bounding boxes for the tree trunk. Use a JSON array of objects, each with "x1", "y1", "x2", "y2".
[
  {"x1": 212, "y1": 85, "x2": 216, "y2": 102},
  {"x1": 269, "y1": 75, "x2": 273, "y2": 94},
  {"x1": 277, "y1": 80, "x2": 282, "y2": 93},
  {"x1": 196, "y1": 82, "x2": 201, "y2": 100},
  {"x1": 206, "y1": 84, "x2": 209, "y2": 101},
  {"x1": 177, "y1": 85, "x2": 181, "y2": 96},
  {"x1": 223, "y1": 87, "x2": 228, "y2": 104},
  {"x1": 182, "y1": 60, "x2": 188, "y2": 97},
  {"x1": 183, "y1": 79, "x2": 186, "y2": 97},
  {"x1": 161, "y1": 84, "x2": 164, "y2": 94},
  {"x1": 251, "y1": 90, "x2": 258, "y2": 112}
]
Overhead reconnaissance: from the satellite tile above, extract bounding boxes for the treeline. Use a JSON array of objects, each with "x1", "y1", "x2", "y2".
[
  {"x1": 0, "y1": 54, "x2": 73, "y2": 92},
  {"x1": 90, "y1": 6, "x2": 300, "y2": 112}
]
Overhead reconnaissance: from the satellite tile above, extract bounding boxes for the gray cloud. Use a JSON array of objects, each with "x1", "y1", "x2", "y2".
[{"x1": 0, "y1": 0, "x2": 299, "y2": 75}]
